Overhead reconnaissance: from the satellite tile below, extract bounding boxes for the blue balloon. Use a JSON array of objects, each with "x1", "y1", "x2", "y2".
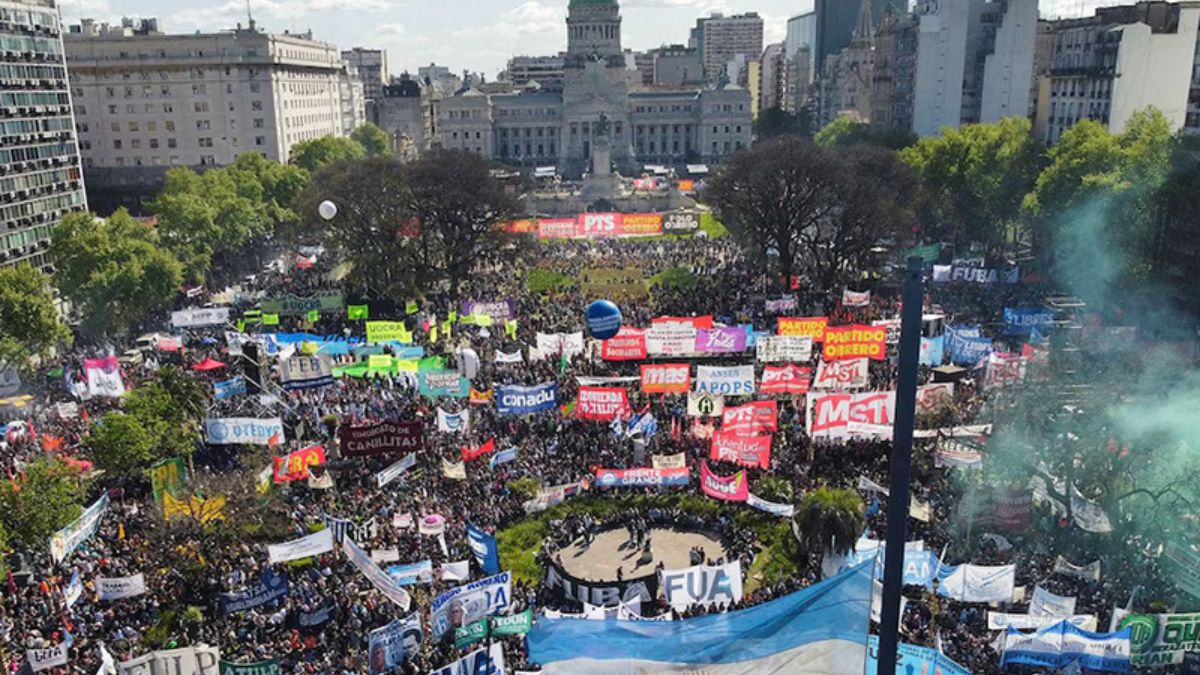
[{"x1": 585, "y1": 300, "x2": 623, "y2": 340}]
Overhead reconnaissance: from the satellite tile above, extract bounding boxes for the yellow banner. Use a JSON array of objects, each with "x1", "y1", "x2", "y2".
[
  {"x1": 366, "y1": 321, "x2": 413, "y2": 344},
  {"x1": 163, "y1": 492, "x2": 227, "y2": 524}
]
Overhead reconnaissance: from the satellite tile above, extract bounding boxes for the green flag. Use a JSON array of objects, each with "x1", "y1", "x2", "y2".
[
  {"x1": 236, "y1": 320, "x2": 245, "y2": 332},
  {"x1": 491, "y1": 609, "x2": 533, "y2": 637},
  {"x1": 306, "y1": 309, "x2": 320, "y2": 323},
  {"x1": 149, "y1": 457, "x2": 187, "y2": 505},
  {"x1": 406, "y1": 300, "x2": 419, "y2": 315},
  {"x1": 454, "y1": 619, "x2": 489, "y2": 649},
  {"x1": 347, "y1": 304, "x2": 369, "y2": 320},
  {"x1": 448, "y1": 310, "x2": 458, "y2": 323},
  {"x1": 262, "y1": 313, "x2": 280, "y2": 326},
  {"x1": 505, "y1": 320, "x2": 518, "y2": 340}
]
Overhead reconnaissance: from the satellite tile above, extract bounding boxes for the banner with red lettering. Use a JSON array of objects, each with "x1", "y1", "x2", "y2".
[
  {"x1": 822, "y1": 325, "x2": 888, "y2": 361},
  {"x1": 538, "y1": 218, "x2": 578, "y2": 240},
  {"x1": 601, "y1": 328, "x2": 647, "y2": 361},
  {"x1": 720, "y1": 401, "x2": 778, "y2": 435},
  {"x1": 806, "y1": 392, "x2": 896, "y2": 440},
  {"x1": 272, "y1": 445, "x2": 327, "y2": 483},
  {"x1": 777, "y1": 317, "x2": 828, "y2": 342},
  {"x1": 986, "y1": 353, "x2": 1025, "y2": 391},
  {"x1": 700, "y1": 462, "x2": 750, "y2": 502},
  {"x1": 760, "y1": 365, "x2": 812, "y2": 395},
  {"x1": 640, "y1": 364, "x2": 691, "y2": 394},
  {"x1": 812, "y1": 359, "x2": 870, "y2": 390},
  {"x1": 842, "y1": 289, "x2": 871, "y2": 307},
  {"x1": 709, "y1": 432, "x2": 772, "y2": 470},
  {"x1": 577, "y1": 387, "x2": 632, "y2": 421},
  {"x1": 915, "y1": 383, "x2": 955, "y2": 414},
  {"x1": 653, "y1": 316, "x2": 714, "y2": 331}
]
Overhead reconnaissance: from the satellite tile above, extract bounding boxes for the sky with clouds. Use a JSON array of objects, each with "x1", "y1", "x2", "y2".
[{"x1": 60, "y1": 0, "x2": 1130, "y2": 79}]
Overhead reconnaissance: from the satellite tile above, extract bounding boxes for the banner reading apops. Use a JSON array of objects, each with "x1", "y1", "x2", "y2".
[
  {"x1": 695, "y1": 365, "x2": 755, "y2": 396},
  {"x1": 700, "y1": 462, "x2": 750, "y2": 502},
  {"x1": 823, "y1": 325, "x2": 887, "y2": 360},
  {"x1": 778, "y1": 317, "x2": 829, "y2": 341},
  {"x1": 340, "y1": 421, "x2": 424, "y2": 456}
]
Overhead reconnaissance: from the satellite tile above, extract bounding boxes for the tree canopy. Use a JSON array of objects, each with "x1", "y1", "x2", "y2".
[
  {"x1": 754, "y1": 107, "x2": 813, "y2": 141},
  {"x1": 350, "y1": 123, "x2": 393, "y2": 157},
  {"x1": 0, "y1": 264, "x2": 71, "y2": 372},
  {"x1": 0, "y1": 458, "x2": 88, "y2": 546},
  {"x1": 290, "y1": 136, "x2": 367, "y2": 172},
  {"x1": 795, "y1": 487, "x2": 864, "y2": 556},
  {"x1": 50, "y1": 210, "x2": 183, "y2": 338},
  {"x1": 814, "y1": 116, "x2": 917, "y2": 150}
]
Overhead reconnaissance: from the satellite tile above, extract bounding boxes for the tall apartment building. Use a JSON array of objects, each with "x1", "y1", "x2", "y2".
[
  {"x1": 650, "y1": 46, "x2": 703, "y2": 87},
  {"x1": 758, "y1": 43, "x2": 786, "y2": 112},
  {"x1": 1042, "y1": 1, "x2": 1200, "y2": 143},
  {"x1": 819, "y1": 2, "x2": 877, "y2": 126},
  {"x1": 65, "y1": 19, "x2": 360, "y2": 212},
  {"x1": 870, "y1": 11, "x2": 919, "y2": 130},
  {"x1": 504, "y1": 55, "x2": 566, "y2": 91},
  {"x1": 0, "y1": 0, "x2": 87, "y2": 271},
  {"x1": 692, "y1": 13, "x2": 763, "y2": 82},
  {"x1": 785, "y1": 12, "x2": 817, "y2": 111},
  {"x1": 814, "y1": 0, "x2": 906, "y2": 75},
  {"x1": 341, "y1": 48, "x2": 387, "y2": 101}
]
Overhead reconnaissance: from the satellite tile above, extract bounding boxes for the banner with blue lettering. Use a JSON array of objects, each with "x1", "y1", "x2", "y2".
[
  {"x1": 219, "y1": 569, "x2": 288, "y2": 614},
  {"x1": 528, "y1": 562, "x2": 873, "y2": 674},
  {"x1": 1004, "y1": 308, "x2": 1055, "y2": 336},
  {"x1": 866, "y1": 636, "x2": 970, "y2": 675},
  {"x1": 467, "y1": 522, "x2": 501, "y2": 575},
  {"x1": 496, "y1": 383, "x2": 558, "y2": 416},
  {"x1": 948, "y1": 330, "x2": 993, "y2": 366}
]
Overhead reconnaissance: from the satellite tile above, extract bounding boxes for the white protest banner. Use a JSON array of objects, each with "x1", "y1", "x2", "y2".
[
  {"x1": 442, "y1": 458, "x2": 467, "y2": 480},
  {"x1": 430, "y1": 571, "x2": 512, "y2": 637},
  {"x1": 916, "y1": 382, "x2": 955, "y2": 413},
  {"x1": 50, "y1": 493, "x2": 109, "y2": 564},
  {"x1": 651, "y1": 453, "x2": 686, "y2": 469},
  {"x1": 812, "y1": 358, "x2": 869, "y2": 390},
  {"x1": 495, "y1": 350, "x2": 523, "y2": 364},
  {"x1": 871, "y1": 580, "x2": 908, "y2": 625},
  {"x1": 747, "y1": 492, "x2": 794, "y2": 517},
  {"x1": 85, "y1": 356, "x2": 125, "y2": 398},
  {"x1": 171, "y1": 307, "x2": 230, "y2": 328},
  {"x1": 428, "y1": 644, "x2": 505, "y2": 675},
  {"x1": 694, "y1": 365, "x2": 755, "y2": 396},
  {"x1": 441, "y1": 561, "x2": 471, "y2": 582},
  {"x1": 1054, "y1": 557, "x2": 1101, "y2": 583},
  {"x1": 26, "y1": 644, "x2": 69, "y2": 672},
  {"x1": 646, "y1": 323, "x2": 697, "y2": 356},
  {"x1": 988, "y1": 613, "x2": 1097, "y2": 631},
  {"x1": 56, "y1": 402, "x2": 79, "y2": 419},
  {"x1": 756, "y1": 336, "x2": 813, "y2": 363},
  {"x1": 343, "y1": 537, "x2": 412, "y2": 611},
  {"x1": 938, "y1": 564, "x2": 1016, "y2": 603},
  {"x1": 842, "y1": 289, "x2": 871, "y2": 307},
  {"x1": 1071, "y1": 487, "x2": 1113, "y2": 534},
  {"x1": 687, "y1": 392, "x2": 724, "y2": 417},
  {"x1": 1030, "y1": 585, "x2": 1077, "y2": 617},
  {"x1": 117, "y1": 646, "x2": 221, "y2": 675},
  {"x1": 661, "y1": 561, "x2": 743, "y2": 610},
  {"x1": 807, "y1": 392, "x2": 896, "y2": 440},
  {"x1": 376, "y1": 454, "x2": 417, "y2": 488},
  {"x1": 204, "y1": 418, "x2": 283, "y2": 446},
  {"x1": 267, "y1": 528, "x2": 333, "y2": 564},
  {"x1": 97, "y1": 573, "x2": 147, "y2": 601},
  {"x1": 372, "y1": 549, "x2": 401, "y2": 564},
  {"x1": 436, "y1": 408, "x2": 470, "y2": 434},
  {"x1": 280, "y1": 355, "x2": 334, "y2": 390}
]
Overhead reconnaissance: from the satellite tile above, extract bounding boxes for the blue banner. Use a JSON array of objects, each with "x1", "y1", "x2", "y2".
[
  {"x1": 529, "y1": 562, "x2": 873, "y2": 673},
  {"x1": 1001, "y1": 621, "x2": 1131, "y2": 672},
  {"x1": 833, "y1": 548, "x2": 939, "y2": 587},
  {"x1": 919, "y1": 336, "x2": 945, "y2": 367},
  {"x1": 386, "y1": 560, "x2": 433, "y2": 586},
  {"x1": 489, "y1": 447, "x2": 518, "y2": 469},
  {"x1": 213, "y1": 377, "x2": 246, "y2": 400},
  {"x1": 866, "y1": 636, "x2": 969, "y2": 675},
  {"x1": 1004, "y1": 307, "x2": 1055, "y2": 336},
  {"x1": 418, "y1": 369, "x2": 469, "y2": 398},
  {"x1": 948, "y1": 327, "x2": 993, "y2": 366},
  {"x1": 467, "y1": 522, "x2": 501, "y2": 575},
  {"x1": 496, "y1": 383, "x2": 558, "y2": 415},
  {"x1": 219, "y1": 569, "x2": 288, "y2": 614}
]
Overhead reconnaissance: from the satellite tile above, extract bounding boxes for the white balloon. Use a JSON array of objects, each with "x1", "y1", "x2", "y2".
[{"x1": 318, "y1": 200, "x2": 338, "y2": 221}]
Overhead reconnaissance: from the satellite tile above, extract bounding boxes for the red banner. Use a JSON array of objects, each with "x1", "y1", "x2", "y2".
[
  {"x1": 709, "y1": 432, "x2": 772, "y2": 470},
  {"x1": 720, "y1": 401, "x2": 778, "y2": 435},
  {"x1": 577, "y1": 387, "x2": 632, "y2": 421},
  {"x1": 653, "y1": 315, "x2": 714, "y2": 331},
  {"x1": 272, "y1": 445, "x2": 327, "y2": 483},
  {"x1": 538, "y1": 218, "x2": 578, "y2": 240},
  {"x1": 601, "y1": 328, "x2": 647, "y2": 361},
  {"x1": 760, "y1": 365, "x2": 812, "y2": 395},
  {"x1": 640, "y1": 364, "x2": 691, "y2": 394},
  {"x1": 461, "y1": 438, "x2": 495, "y2": 462},
  {"x1": 700, "y1": 461, "x2": 750, "y2": 501},
  {"x1": 578, "y1": 212, "x2": 623, "y2": 238},
  {"x1": 807, "y1": 392, "x2": 896, "y2": 438},
  {"x1": 620, "y1": 213, "x2": 663, "y2": 236},
  {"x1": 822, "y1": 324, "x2": 887, "y2": 361},
  {"x1": 778, "y1": 317, "x2": 828, "y2": 341}
]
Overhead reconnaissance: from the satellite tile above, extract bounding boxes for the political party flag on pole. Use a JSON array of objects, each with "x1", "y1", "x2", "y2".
[{"x1": 348, "y1": 305, "x2": 369, "y2": 320}]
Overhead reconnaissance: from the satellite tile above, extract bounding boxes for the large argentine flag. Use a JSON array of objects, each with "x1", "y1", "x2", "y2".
[{"x1": 528, "y1": 562, "x2": 873, "y2": 674}]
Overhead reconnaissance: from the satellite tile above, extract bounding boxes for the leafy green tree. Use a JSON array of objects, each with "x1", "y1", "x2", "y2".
[
  {"x1": 900, "y1": 117, "x2": 1041, "y2": 251},
  {"x1": 351, "y1": 123, "x2": 393, "y2": 157},
  {"x1": 754, "y1": 107, "x2": 812, "y2": 141},
  {"x1": 87, "y1": 412, "x2": 159, "y2": 478},
  {"x1": 0, "y1": 264, "x2": 71, "y2": 373},
  {"x1": 795, "y1": 487, "x2": 864, "y2": 556},
  {"x1": 814, "y1": 116, "x2": 917, "y2": 150},
  {"x1": 289, "y1": 136, "x2": 367, "y2": 172},
  {"x1": 0, "y1": 458, "x2": 88, "y2": 546},
  {"x1": 756, "y1": 476, "x2": 795, "y2": 504},
  {"x1": 50, "y1": 210, "x2": 183, "y2": 338}
]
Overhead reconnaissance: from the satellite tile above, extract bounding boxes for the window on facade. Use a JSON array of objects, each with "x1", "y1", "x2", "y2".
[
  {"x1": 113, "y1": 140, "x2": 122, "y2": 149},
  {"x1": 256, "y1": 136, "x2": 265, "y2": 146},
  {"x1": 110, "y1": 122, "x2": 119, "y2": 132},
  {"x1": 252, "y1": 101, "x2": 263, "y2": 111},
  {"x1": 253, "y1": 118, "x2": 264, "y2": 128},
  {"x1": 128, "y1": 122, "x2": 138, "y2": 131},
  {"x1": 167, "y1": 138, "x2": 177, "y2": 148},
  {"x1": 131, "y1": 139, "x2": 140, "y2": 149},
  {"x1": 194, "y1": 102, "x2": 208, "y2": 113},
  {"x1": 149, "y1": 139, "x2": 158, "y2": 149},
  {"x1": 199, "y1": 138, "x2": 213, "y2": 147},
  {"x1": 115, "y1": 157, "x2": 124, "y2": 166},
  {"x1": 163, "y1": 104, "x2": 173, "y2": 113}
]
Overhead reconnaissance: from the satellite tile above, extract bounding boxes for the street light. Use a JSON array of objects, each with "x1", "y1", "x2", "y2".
[{"x1": 318, "y1": 200, "x2": 338, "y2": 221}]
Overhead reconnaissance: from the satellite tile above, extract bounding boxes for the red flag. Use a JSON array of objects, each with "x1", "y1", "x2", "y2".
[
  {"x1": 461, "y1": 438, "x2": 495, "y2": 462},
  {"x1": 267, "y1": 432, "x2": 281, "y2": 449}
]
